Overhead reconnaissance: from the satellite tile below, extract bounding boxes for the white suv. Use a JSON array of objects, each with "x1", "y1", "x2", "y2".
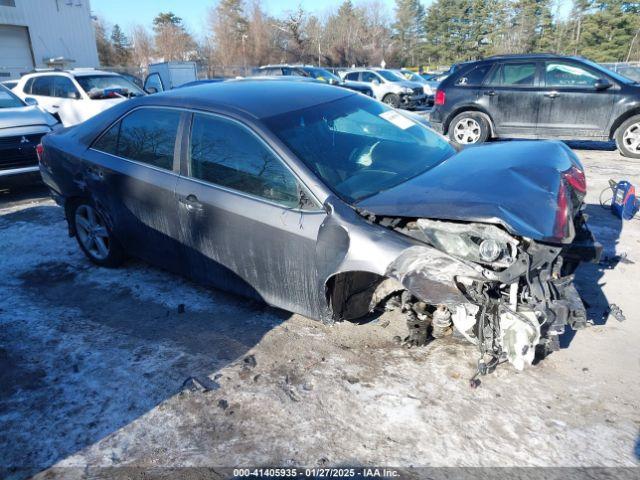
[
  {"x1": 341, "y1": 69, "x2": 426, "y2": 109},
  {"x1": 13, "y1": 69, "x2": 145, "y2": 127}
]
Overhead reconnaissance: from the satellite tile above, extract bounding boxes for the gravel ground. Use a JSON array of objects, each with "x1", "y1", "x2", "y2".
[{"x1": 1, "y1": 142, "x2": 639, "y2": 479}]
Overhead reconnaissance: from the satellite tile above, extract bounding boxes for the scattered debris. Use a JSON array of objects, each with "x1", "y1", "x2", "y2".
[
  {"x1": 606, "y1": 304, "x2": 626, "y2": 322},
  {"x1": 343, "y1": 374, "x2": 360, "y2": 384},
  {"x1": 181, "y1": 376, "x2": 220, "y2": 393},
  {"x1": 598, "y1": 253, "x2": 632, "y2": 269},
  {"x1": 217, "y1": 399, "x2": 229, "y2": 410},
  {"x1": 243, "y1": 354, "x2": 257, "y2": 369},
  {"x1": 280, "y1": 375, "x2": 301, "y2": 402}
]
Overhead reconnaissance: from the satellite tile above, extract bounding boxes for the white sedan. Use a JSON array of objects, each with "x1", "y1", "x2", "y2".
[{"x1": 13, "y1": 69, "x2": 145, "y2": 127}]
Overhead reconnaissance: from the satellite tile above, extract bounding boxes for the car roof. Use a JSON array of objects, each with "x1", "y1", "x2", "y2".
[
  {"x1": 136, "y1": 79, "x2": 354, "y2": 119},
  {"x1": 485, "y1": 53, "x2": 584, "y2": 61},
  {"x1": 21, "y1": 69, "x2": 119, "y2": 79}
]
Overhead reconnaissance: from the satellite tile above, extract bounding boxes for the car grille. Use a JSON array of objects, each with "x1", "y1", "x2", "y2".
[
  {"x1": 413, "y1": 87, "x2": 423, "y2": 96},
  {"x1": 0, "y1": 133, "x2": 45, "y2": 171}
]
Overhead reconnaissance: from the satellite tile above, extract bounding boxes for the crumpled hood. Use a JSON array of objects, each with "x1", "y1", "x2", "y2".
[
  {"x1": 0, "y1": 106, "x2": 57, "y2": 130},
  {"x1": 355, "y1": 141, "x2": 583, "y2": 243}
]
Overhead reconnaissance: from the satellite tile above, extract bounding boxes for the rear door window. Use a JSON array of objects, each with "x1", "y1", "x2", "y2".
[
  {"x1": 545, "y1": 61, "x2": 600, "y2": 88},
  {"x1": 361, "y1": 72, "x2": 379, "y2": 83},
  {"x1": 93, "y1": 108, "x2": 181, "y2": 171},
  {"x1": 344, "y1": 72, "x2": 360, "y2": 82},
  {"x1": 188, "y1": 113, "x2": 302, "y2": 208},
  {"x1": 454, "y1": 64, "x2": 492, "y2": 86},
  {"x1": 52, "y1": 76, "x2": 80, "y2": 99},
  {"x1": 31, "y1": 76, "x2": 54, "y2": 96},
  {"x1": 487, "y1": 63, "x2": 536, "y2": 87}
]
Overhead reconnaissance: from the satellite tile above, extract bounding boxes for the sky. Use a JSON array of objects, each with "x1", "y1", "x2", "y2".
[
  {"x1": 91, "y1": 0, "x2": 397, "y2": 37},
  {"x1": 91, "y1": 0, "x2": 572, "y2": 38}
]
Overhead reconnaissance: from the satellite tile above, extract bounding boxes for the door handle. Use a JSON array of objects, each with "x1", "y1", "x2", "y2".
[
  {"x1": 483, "y1": 90, "x2": 496, "y2": 96},
  {"x1": 544, "y1": 91, "x2": 560, "y2": 99},
  {"x1": 179, "y1": 194, "x2": 204, "y2": 212},
  {"x1": 51, "y1": 105, "x2": 60, "y2": 108}
]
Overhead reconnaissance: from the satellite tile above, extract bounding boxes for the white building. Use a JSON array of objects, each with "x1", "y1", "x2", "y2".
[{"x1": 0, "y1": 0, "x2": 99, "y2": 79}]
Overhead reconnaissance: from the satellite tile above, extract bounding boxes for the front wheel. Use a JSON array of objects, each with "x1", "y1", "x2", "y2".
[
  {"x1": 448, "y1": 112, "x2": 490, "y2": 146},
  {"x1": 72, "y1": 201, "x2": 125, "y2": 267},
  {"x1": 382, "y1": 93, "x2": 401, "y2": 108},
  {"x1": 615, "y1": 115, "x2": 640, "y2": 159}
]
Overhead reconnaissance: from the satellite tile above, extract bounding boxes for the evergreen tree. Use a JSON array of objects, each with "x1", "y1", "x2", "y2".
[
  {"x1": 110, "y1": 24, "x2": 131, "y2": 66},
  {"x1": 392, "y1": 0, "x2": 425, "y2": 65}
]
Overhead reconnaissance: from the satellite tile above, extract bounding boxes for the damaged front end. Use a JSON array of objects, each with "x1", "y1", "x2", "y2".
[{"x1": 370, "y1": 213, "x2": 601, "y2": 373}]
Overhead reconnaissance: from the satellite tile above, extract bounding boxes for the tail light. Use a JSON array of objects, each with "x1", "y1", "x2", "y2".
[
  {"x1": 553, "y1": 182, "x2": 570, "y2": 240},
  {"x1": 435, "y1": 89, "x2": 446, "y2": 106},
  {"x1": 563, "y1": 165, "x2": 586, "y2": 194},
  {"x1": 36, "y1": 143, "x2": 44, "y2": 162}
]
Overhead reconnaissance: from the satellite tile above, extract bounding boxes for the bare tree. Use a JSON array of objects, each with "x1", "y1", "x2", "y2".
[
  {"x1": 130, "y1": 25, "x2": 154, "y2": 70},
  {"x1": 153, "y1": 12, "x2": 197, "y2": 62}
]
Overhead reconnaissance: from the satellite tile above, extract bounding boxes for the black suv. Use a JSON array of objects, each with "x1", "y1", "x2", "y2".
[
  {"x1": 254, "y1": 65, "x2": 374, "y2": 97},
  {"x1": 429, "y1": 54, "x2": 640, "y2": 158}
]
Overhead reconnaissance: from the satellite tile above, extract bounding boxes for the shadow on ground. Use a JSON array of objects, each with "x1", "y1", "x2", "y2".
[
  {"x1": 564, "y1": 203, "x2": 625, "y2": 348},
  {"x1": 0, "y1": 200, "x2": 291, "y2": 479}
]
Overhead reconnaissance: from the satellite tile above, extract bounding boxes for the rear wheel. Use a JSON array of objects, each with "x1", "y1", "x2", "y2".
[
  {"x1": 72, "y1": 201, "x2": 124, "y2": 267},
  {"x1": 615, "y1": 115, "x2": 640, "y2": 159},
  {"x1": 382, "y1": 93, "x2": 401, "y2": 108},
  {"x1": 448, "y1": 112, "x2": 490, "y2": 146}
]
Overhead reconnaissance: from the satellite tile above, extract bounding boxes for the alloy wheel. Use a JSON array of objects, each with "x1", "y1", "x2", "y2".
[
  {"x1": 622, "y1": 121, "x2": 640, "y2": 154},
  {"x1": 75, "y1": 204, "x2": 110, "y2": 261},
  {"x1": 454, "y1": 118, "x2": 482, "y2": 144}
]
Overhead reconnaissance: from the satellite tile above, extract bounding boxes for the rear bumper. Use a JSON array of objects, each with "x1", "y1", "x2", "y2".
[{"x1": 429, "y1": 121, "x2": 444, "y2": 134}]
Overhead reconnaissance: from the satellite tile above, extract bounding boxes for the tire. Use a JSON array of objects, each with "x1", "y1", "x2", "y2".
[
  {"x1": 382, "y1": 93, "x2": 401, "y2": 108},
  {"x1": 448, "y1": 111, "x2": 491, "y2": 146},
  {"x1": 71, "y1": 200, "x2": 125, "y2": 268},
  {"x1": 615, "y1": 115, "x2": 640, "y2": 159}
]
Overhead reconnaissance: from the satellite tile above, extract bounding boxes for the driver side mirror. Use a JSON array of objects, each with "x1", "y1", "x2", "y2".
[
  {"x1": 594, "y1": 78, "x2": 613, "y2": 91},
  {"x1": 24, "y1": 97, "x2": 38, "y2": 106}
]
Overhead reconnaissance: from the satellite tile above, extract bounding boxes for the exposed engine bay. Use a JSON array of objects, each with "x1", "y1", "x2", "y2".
[{"x1": 354, "y1": 210, "x2": 602, "y2": 379}]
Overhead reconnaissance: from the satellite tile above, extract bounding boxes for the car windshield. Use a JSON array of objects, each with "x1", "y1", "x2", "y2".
[
  {"x1": 264, "y1": 94, "x2": 455, "y2": 203},
  {"x1": 306, "y1": 68, "x2": 341, "y2": 83},
  {"x1": 582, "y1": 59, "x2": 638, "y2": 85},
  {"x1": 377, "y1": 70, "x2": 404, "y2": 82},
  {"x1": 400, "y1": 71, "x2": 426, "y2": 83},
  {"x1": 75, "y1": 74, "x2": 146, "y2": 99},
  {"x1": 0, "y1": 86, "x2": 25, "y2": 108}
]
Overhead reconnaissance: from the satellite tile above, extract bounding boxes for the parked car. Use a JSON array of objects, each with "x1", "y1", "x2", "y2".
[
  {"x1": 143, "y1": 61, "x2": 198, "y2": 93},
  {"x1": 39, "y1": 80, "x2": 599, "y2": 371},
  {"x1": 429, "y1": 53, "x2": 640, "y2": 158},
  {"x1": 341, "y1": 68, "x2": 426, "y2": 108},
  {"x1": 0, "y1": 84, "x2": 59, "y2": 184},
  {"x1": 177, "y1": 78, "x2": 227, "y2": 89},
  {"x1": 395, "y1": 69, "x2": 435, "y2": 104},
  {"x1": 13, "y1": 69, "x2": 145, "y2": 127},
  {"x1": 254, "y1": 65, "x2": 374, "y2": 97},
  {"x1": 1, "y1": 80, "x2": 18, "y2": 90}
]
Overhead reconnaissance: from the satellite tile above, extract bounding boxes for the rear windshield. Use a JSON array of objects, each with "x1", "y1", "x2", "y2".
[{"x1": 0, "y1": 85, "x2": 25, "y2": 108}]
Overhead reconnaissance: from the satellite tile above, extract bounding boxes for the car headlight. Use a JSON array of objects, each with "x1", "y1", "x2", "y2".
[
  {"x1": 415, "y1": 219, "x2": 518, "y2": 268},
  {"x1": 401, "y1": 87, "x2": 413, "y2": 94}
]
